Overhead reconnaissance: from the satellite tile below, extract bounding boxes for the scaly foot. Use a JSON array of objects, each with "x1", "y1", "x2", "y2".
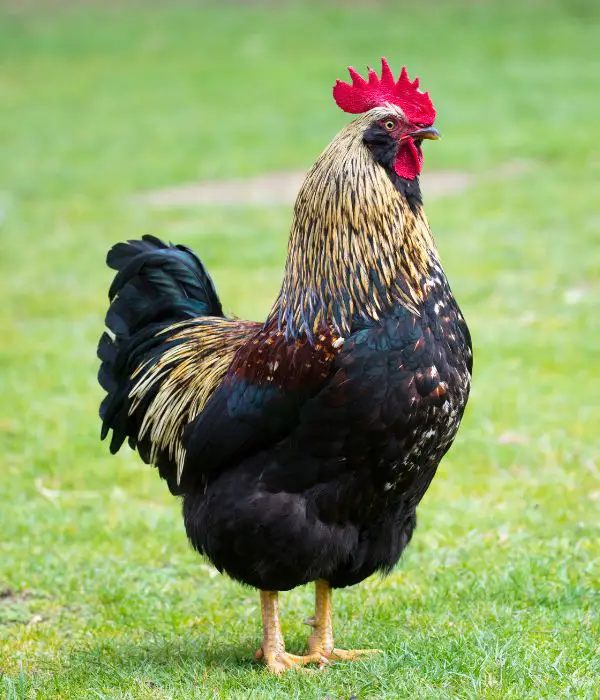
[
  {"x1": 255, "y1": 647, "x2": 324, "y2": 673},
  {"x1": 256, "y1": 591, "x2": 326, "y2": 673},
  {"x1": 306, "y1": 581, "x2": 380, "y2": 667},
  {"x1": 307, "y1": 628, "x2": 379, "y2": 665}
]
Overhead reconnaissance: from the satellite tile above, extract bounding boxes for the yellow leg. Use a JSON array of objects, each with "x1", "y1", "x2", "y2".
[
  {"x1": 307, "y1": 580, "x2": 380, "y2": 664},
  {"x1": 255, "y1": 591, "x2": 322, "y2": 673}
]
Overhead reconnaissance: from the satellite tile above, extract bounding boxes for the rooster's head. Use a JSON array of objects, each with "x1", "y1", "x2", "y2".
[{"x1": 334, "y1": 58, "x2": 438, "y2": 181}]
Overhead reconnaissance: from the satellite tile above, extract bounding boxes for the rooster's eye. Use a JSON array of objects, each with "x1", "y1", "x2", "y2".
[{"x1": 383, "y1": 120, "x2": 397, "y2": 131}]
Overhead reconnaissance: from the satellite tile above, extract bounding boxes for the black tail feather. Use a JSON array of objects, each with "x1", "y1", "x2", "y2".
[{"x1": 98, "y1": 235, "x2": 224, "y2": 461}]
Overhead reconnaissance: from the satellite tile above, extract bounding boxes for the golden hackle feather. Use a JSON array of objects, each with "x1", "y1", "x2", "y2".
[{"x1": 273, "y1": 107, "x2": 437, "y2": 339}]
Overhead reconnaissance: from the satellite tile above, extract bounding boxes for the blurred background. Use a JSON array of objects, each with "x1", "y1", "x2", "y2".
[{"x1": 1, "y1": 1, "x2": 599, "y2": 697}]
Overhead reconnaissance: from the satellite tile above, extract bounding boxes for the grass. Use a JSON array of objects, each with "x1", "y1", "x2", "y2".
[{"x1": 1, "y1": 0, "x2": 599, "y2": 697}]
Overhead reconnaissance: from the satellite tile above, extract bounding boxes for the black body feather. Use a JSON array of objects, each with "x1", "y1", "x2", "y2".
[{"x1": 182, "y1": 267, "x2": 472, "y2": 590}]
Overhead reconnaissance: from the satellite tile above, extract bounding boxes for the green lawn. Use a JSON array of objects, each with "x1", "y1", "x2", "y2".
[{"x1": 1, "y1": 0, "x2": 599, "y2": 697}]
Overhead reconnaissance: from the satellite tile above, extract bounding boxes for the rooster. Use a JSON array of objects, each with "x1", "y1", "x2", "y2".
[{"x1": 98, "y1": 58, "x2": 472, "y2": 673}]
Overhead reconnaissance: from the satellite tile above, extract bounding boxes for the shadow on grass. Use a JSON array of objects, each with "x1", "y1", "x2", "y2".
[
  {"x1": 59, "y1": 633, "x2": 281, "y2": 679},
  {"x1": 56, "y1": 628, "x2": 344, "y2": 685}
]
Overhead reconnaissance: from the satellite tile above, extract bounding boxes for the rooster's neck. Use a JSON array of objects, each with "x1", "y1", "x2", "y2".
[{"x1": 270, "y1": 125, "x2": 440, "y2": 341}]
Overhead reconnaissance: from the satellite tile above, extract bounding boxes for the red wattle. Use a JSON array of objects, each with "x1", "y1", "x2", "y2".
[{"x1": 393, "y1": 140, "x2": 423, "y2": 181}]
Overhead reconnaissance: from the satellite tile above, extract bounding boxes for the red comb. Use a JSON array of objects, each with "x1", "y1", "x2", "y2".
[{"x1": 333, "y1": 57, "x2": 436, "y2": 126}]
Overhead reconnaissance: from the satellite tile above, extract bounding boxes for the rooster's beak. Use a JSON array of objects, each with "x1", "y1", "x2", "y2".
[{"x1": 410, "y1": 126, "x2": 441, "y2": 140}]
